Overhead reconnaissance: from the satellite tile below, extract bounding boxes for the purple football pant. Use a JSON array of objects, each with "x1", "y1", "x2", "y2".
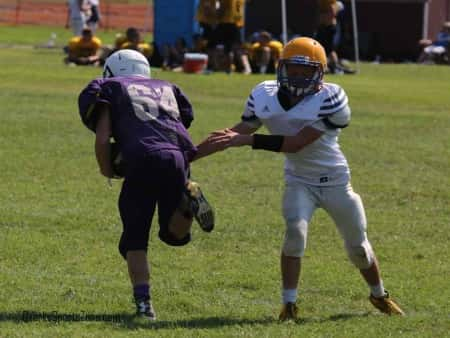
[{"x1": 118, "y1": 149, "x2": 191, "y2": 259}]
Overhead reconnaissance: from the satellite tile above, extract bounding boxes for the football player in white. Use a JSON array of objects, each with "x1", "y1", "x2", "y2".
[{"x1": 210, "y1": 37, "x2": 404, "y2": 320}]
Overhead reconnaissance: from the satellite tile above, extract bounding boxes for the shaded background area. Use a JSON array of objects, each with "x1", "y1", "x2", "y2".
[
  {"x1": 245, "y1": 0, "x2": 449, "y2": 62},
  {"x1": 1, "y1": 0, "x2": 450, "y2": 61}
]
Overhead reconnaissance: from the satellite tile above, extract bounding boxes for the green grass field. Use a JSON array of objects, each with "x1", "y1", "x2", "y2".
[
  {"x1": 0, "y1": 31, "x2": 449, "y2": 337},
  {"x1": 0, "y1": 25, "x2": 152, "y2": 47}
]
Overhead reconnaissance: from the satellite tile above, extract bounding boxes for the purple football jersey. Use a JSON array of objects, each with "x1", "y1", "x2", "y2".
[{"x1": 78, "y1": 76, "x2": 198, "y2": 162}]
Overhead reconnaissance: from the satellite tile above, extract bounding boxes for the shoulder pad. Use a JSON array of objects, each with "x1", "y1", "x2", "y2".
[
  {"x1": 319, "y1": 83, "x2": 348, "y2": 116},
  {"x1": 251, "y1": 80, "x2": 277, "y2": 100},
  {"x1": 249, "y1": 80, "x2": 277, "y2": 107},
  {"x1": 323, "y1": 105, "x2": 351, "y2": 129},
  {"x1": 78, "y1": 78, "x2": 107, "y2": 132}
]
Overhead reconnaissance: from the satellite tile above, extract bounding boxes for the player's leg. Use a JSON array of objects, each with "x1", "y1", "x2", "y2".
[
  {"x1": 118, "y1": 171, "x2": 157, "y2": 320},
  {"x1": 71, "y1": 17, "x2": 84, "y2": 36},
  {"x1": 323, "y1": 183, "x2": 404, "y2": 315},
  {"x1": 235, "y1": 48, "x2": 252, "y2": 74},
  {"x1": 256, "y1": 46, "x2": 271, "y2": 74},
  {"x1": 279, "y1": 181, "x2": 318, "y2": 321},
  {"x1": 157, "y1": 150, "x2": 212, "y2": 246}
]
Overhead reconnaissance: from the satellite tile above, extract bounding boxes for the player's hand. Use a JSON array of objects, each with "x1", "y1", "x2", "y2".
[
  {"x1": 205, "y1": 129, "x2": 232, "y2": 151},
  {"x1": 99, "y1": 166, "x2": 114, "y2": 179},
  {"x1": 210, "y1": 128, "x2": 252, "y2": 148},
  {"x1": 193, "y1": 129, "x2": 252, "y2": 161}
]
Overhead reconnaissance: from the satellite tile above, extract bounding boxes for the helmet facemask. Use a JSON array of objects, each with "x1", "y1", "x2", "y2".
[{"x1": 277, "y1": 56, "x2": 323, "y2": 97}]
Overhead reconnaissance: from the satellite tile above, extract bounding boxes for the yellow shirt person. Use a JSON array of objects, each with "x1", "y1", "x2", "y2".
[
  {"x1": 117, "y1": 27, "x2": 153, "y2": 60},
  {"x1": 217, "y1": 0, "x2": 245, "y2": 27},
  {"x1": 250, "y1": 40, "x2": 283, "y2": 62},
  {"x1": 65, "y1": 28, "x2": 102, "y2": 65},
  {"x1": 68, "y1": 33, "x2": 102, "y2": 58},
  {"x1": 196, "y1": 0, "x2": 217, "y2": 26},
  {"x1": 248, "y1": 31, "x2": 283, "y2": 74},
  {"x1": 120, "y1": 41, "x2": 153, "y2": 59},
  {"x1": 319, "y1": 0, "x2": 338, "y2": 26}
]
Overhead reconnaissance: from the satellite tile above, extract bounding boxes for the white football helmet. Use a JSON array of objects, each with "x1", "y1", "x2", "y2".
[{"x1": 103, "y1": 49, "x2": 151, "y2": 78}]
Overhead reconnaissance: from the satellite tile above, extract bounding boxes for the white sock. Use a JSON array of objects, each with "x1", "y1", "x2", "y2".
[
  {"x1": 282, "y1": 288, "x2": 297, "y2": 304},
  {"x1": 370, "y1": 280, "x2": 386, "y2": 298}
]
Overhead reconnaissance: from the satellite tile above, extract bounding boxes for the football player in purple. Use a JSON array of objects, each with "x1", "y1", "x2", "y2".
[{"x1": 78, "y1": 49, "x2": 228, "y2": 320}]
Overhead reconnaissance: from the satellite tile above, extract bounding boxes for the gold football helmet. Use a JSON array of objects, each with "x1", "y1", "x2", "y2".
[{"x1": 277, "y1": 37, "x2": 327, "y2": 97}]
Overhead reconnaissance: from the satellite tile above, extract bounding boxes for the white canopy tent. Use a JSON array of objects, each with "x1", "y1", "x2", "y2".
[{"x1": 280, "y1": 0, "x2": 360, "y2": 73}]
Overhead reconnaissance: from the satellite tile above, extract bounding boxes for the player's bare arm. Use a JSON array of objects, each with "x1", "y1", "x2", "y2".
[
  {"x1": 278, "y1": 126, "x2": 323, "y2": 153},
  {"x1": 190, "y1": 132, "x2": 232, "y2": 162},
  {"x1": 231, "y1": 121, "x2": 259, "y2": 135},
  {"x1": 192, "y1": 121, "x2": 259, "y2": 160},
  {"x1": 94, "y1": 105, "x2": 113, "y2": 178},
  {"x1": 217, "y1": 125, "x2": 323, "y2": 153}
]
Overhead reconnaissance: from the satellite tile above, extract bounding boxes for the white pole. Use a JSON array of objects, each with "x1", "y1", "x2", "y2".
[
  {"x1": 422, "y1": 0, "x2": 429, "y2": 39},
  {"x1": 281, "y1": 0, "x2": 288, "y2": 44},
  {"x1": 242, "y1": 0, "x2": 246, "y2": 43},
  {"x1": 350, "y1": 0, "x2": 360, "y2": 73}
]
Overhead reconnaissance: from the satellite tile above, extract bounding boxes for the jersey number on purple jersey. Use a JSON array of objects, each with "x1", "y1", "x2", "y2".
[{"x1": 127, "y1": 84, "x2": 180, "y2": 122}]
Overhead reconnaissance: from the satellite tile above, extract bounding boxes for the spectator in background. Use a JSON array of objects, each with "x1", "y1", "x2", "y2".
[
  {"x1": 316, "y1": 0, "x2": 354, "y2": 74},
  {"x1": 64, "y1": 27, "x2": 102, "y2": 66},
  {"x1": 333, "y1": 1, "x2": 344, "y2": 55},
  {"x1": 316, "y1": 0, "x2": 341, "y2": 73},
  {"x1": 86, "y1": 0, "x2": 101, "y2": 33},
  {"x1": 66, "y1": 0, "x2": 88, "y2": 36},
  {"x1": 118, "y1": 27, "x2": 153, "y2": 61},
  {"x1": 196, "y1": 0, "x2": 218, "y2": 71},
  {"x1": 196, "y1": 0, "x2": 217, "y2": 46},
  {"x1": 418, "y1": 21, "x2": 450, "y2": 64},
  {"x1": 114, "y1": 33, "x2": 128, "y2": 50},
  {"x1": 249, "y1": 31, "x2": 283, "y2": 74},
  {"x1": 210, "y1": 0, "x2": 251, "y2": 74},
  {"x1": 191, "y1": 34, "x2": 209, "y2": 54},
  {"x1": 161, "y1": 37, "x2": 189, "y2": 71}
]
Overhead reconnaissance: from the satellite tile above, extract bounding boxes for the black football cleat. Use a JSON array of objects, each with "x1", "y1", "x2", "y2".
[{"x1": 185, "y1": 181, "x2": 215, "y2": 232}]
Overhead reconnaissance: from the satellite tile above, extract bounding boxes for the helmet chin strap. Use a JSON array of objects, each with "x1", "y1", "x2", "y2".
[
  {"x1": 283, "y1": 83, "x2": 315, "y2": 97},
  {"x1": 103, "y1": 65, "x2": 114, "y2": 78}
]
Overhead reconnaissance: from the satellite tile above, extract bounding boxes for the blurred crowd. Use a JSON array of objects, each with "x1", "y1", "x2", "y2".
[
  {"x1": 66, "y1": 0, "x2": 100, "y2": 36},
  {"x1": 417, "y1": 21, "x2": 450, "y2": 65},
  {"x1": 63, "y1": 0, "x2": 450, "y2": 71}
]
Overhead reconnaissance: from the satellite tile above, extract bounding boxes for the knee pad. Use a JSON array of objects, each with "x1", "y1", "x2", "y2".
[
  {"x1": 118, "y1": 232, "x2": 149, "y2": 260},
  {"x1": 282, "y1": 219, "x2": 308, "y2": 257},
  {"x1": 346, "y1": 239, "x2": 374, "y2": 269},
  {"x1": 159, "y1": 229, "x2": 191, "y2": 247}
]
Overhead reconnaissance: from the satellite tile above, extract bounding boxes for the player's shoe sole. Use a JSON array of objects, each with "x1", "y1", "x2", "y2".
[
  {"x1": 279, "y1": 302, "x2": 298, "y2": 321},
  {"x1": 186, "y1": 181, "x2": 215, "y2": 232},
  {"x1": 369, "y1": 291, "x2": 405, "y2": 316}
]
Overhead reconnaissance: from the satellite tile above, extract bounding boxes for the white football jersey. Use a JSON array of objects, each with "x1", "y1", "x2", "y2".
[{"x1": 241, "y1": 80, "x2": 351, "y2": 186}]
